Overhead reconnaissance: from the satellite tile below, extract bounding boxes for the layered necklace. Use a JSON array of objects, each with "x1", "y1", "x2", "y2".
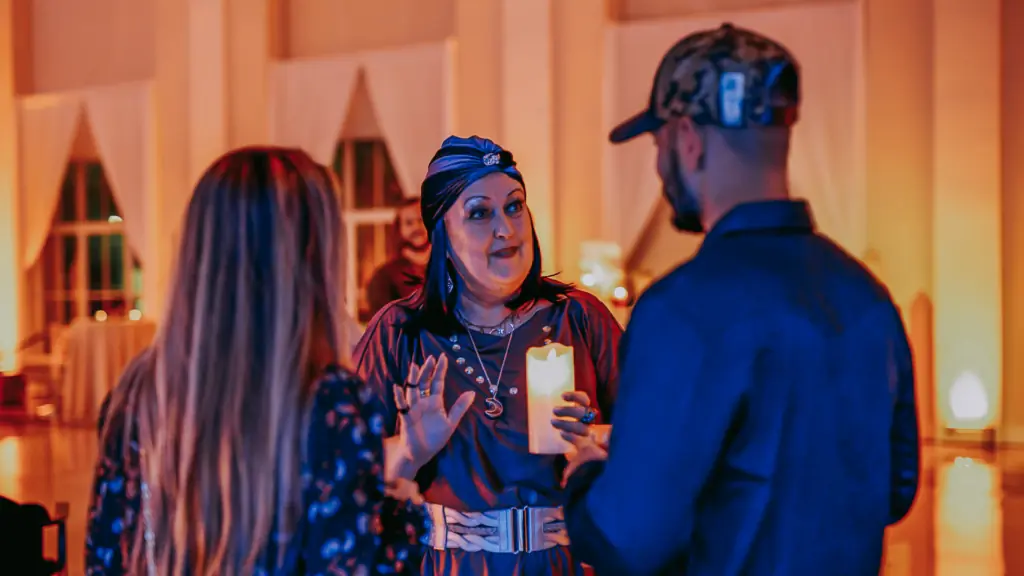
[{"x1": 454, "y1": 309, "x2": 519, "y2": 419}]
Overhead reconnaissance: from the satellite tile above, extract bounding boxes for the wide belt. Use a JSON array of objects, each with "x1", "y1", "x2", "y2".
[{"x1": 426, "y1": 503, "x2": 569, "y2": 554}]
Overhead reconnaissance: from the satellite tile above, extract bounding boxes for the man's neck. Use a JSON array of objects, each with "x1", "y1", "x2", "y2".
[{"x1": 702, "y1": 171, "x2": 789, "y2": 231}]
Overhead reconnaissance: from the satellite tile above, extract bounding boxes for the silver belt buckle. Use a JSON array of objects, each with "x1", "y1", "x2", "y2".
[{"x1": 512, "y1": 506, "x2": 530, "y2": 554}]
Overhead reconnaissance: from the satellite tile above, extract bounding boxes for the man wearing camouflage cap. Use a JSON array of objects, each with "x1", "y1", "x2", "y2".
[{"x1": 562, "y1": 24, "x2": 920, "y2": 574}]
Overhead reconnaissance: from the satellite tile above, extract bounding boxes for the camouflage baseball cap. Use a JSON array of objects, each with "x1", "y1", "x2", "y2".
[{"x1": 609, "y1": 23, "x2": 800, "y2": 143}]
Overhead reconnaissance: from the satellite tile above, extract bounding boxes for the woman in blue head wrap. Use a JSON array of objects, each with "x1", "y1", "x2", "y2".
[{"x1": 354, "y1": 136, "x2": 622, "y2": 575}]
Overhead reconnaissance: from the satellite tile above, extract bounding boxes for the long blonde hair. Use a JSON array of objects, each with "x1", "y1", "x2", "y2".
[{"x1": 104, "y1": 147, "x2": 350, "y2": 574}]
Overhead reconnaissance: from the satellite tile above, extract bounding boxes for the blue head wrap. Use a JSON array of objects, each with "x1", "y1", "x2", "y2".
[
  {"x1": 420, "y1": 135, "x2": 524, "y2": 232},
  {"x1": 402, "y1": 135, "x2": 569, "y2": 332}
]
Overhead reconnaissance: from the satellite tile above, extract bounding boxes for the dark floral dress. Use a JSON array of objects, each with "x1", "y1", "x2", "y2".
[{"x1": 85, "y1": 364, "x2": 429, "y2": 575}]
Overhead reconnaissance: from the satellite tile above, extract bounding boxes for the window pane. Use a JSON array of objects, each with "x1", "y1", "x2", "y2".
[
  {"x1": 332, "y1": 141, "x2": 345, "y2": 183},
  {"x1": 85, "y1": 164, "x2": 103, "y2": 220},
  {"x1": 85, "y1": 162, "x2": 117, "y2": 221},
  {"x1": 353, "y1": 141, "x2": 375, "y2": 209},
  {"x1": 381, "y1": 146, "x2": 407, "y2": 207},
  {"x1": 87, "y1": 235, "x2": 104, "y2": 289},
  {"x1": 63, "y1": 236, "x2": 77, "y2": 291},
  {"x1": 109, "y1": 234, "x2": 124, "y2": 289},
  {"x1": 59, "y1": 164, "x2": 77, "y2": 222}
]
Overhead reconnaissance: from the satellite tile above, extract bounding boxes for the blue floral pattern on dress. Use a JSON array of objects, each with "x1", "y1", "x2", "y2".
[{"x1": 85, "y1": 365, "x2": 428, "y2": 574}]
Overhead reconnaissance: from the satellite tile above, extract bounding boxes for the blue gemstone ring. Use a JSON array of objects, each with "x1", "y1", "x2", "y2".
[{"x1": 580, "y1": 408, "x2": 597, "y2": 425}]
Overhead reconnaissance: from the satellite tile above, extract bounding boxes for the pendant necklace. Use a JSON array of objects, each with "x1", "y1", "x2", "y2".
[
  {"x1": 459, "y1": 310, "x2": 519, "y2": 337},
  {"x1": 457, "y1": 310, "x2": 516, "y2": 419}
]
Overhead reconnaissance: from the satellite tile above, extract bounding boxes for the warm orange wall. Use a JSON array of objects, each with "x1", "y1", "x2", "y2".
[
  {"x1": 28, "y1": 0, "x2": 154, "y2": 94},
  {"x1": 1001, "y1": 0, "x2": 1024, "y2": 444},
  {"x1": 616, "y1": 0, "x2": 837, "y2": 20},
  {"x1": 863, "y1": 0, "x2": 935, "y2": 439},
  {"x1": 284, "y1": 0, "x2": 455, "y2": 57},
  {"x1": 0, "y1": 0, "x2": 21, "y2": 372}
]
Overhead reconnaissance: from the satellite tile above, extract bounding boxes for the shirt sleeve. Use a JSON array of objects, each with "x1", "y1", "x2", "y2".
[
  {"x1": 564, "y1": 291, "x2": 744, "y2": 575},
  {"x1": 888, "y1": 304, "x2": 920, "y2": 524},
  {"x1": 300, "y1": 369, "x2": 426, "y2": 575},
  {"x1": 352, "y1": 306, "x2": 406, "y2": 437},
  {"x1": 85, "y1": 405, "x2": 140, "y2": 576}
]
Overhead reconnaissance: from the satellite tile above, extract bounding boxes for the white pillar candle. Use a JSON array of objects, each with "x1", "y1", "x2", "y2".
[{"x1": 526, "y1": 343, "x2": 576, "y2": 454}]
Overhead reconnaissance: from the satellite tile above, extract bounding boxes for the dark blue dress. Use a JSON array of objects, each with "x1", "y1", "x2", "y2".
[
  {"x1": 354, "y1": 290, "x2": 622, "y2": 575},
  {"x1": 85, "y1": 364, "x2": 427, "y2": 575}
]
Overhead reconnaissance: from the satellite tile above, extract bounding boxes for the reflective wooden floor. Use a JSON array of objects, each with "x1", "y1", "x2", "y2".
[{"x1": 2, "y1": 422, "x2": 1023, "y2": 575}]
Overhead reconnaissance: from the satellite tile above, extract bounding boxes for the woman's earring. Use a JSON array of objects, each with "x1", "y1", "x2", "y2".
[{"x1": 446, "y1": 275, "x2": 455, "y2": 294}]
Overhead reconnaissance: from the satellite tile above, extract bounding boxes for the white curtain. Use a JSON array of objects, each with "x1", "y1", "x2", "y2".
[
  {"x1": 362, "y1": 40, "x2": 455, "y2": 198},
  {"x1": 606, "y1": 1, "x2": 866, "y2": 266},
  {"x1": 268, "y1": 55, "x2": 361, "y2": 165},
  {"x1": 19, "y1": 94, "x2": 82, "y2": 268},
  {"x1": 85, "y1": 81, "x2": 154, "y2": 264}
]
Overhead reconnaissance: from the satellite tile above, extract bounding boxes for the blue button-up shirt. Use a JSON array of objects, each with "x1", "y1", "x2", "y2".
[{"x1": 564, "y1": 200, "x2": 919, "y2": 575}]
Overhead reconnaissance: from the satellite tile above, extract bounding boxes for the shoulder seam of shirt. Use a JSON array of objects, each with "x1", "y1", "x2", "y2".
[{"x1": 353, "y1": 300, "x2": 408, "y2": 371}]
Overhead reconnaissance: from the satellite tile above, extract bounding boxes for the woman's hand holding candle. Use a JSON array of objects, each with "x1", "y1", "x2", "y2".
[{"x1": 552, "y1": 390, "x2": 595, "y2": 443}]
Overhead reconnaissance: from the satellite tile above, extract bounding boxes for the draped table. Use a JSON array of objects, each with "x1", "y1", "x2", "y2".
[{"x1": 60, "y1": 318, "x2": 157, "y2": 425}]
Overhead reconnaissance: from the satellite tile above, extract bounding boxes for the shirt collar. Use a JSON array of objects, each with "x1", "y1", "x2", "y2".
[{"x1": 704, "y1": 199, "x2": 815, "y2": 240}]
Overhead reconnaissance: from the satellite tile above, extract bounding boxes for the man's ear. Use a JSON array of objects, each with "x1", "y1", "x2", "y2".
[{"x1": 676, "y1": 117, "x2": 704, "y2": 172}]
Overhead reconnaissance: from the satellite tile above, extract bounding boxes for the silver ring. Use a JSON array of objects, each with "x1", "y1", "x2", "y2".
[
  {"x1": 579, "y1": 408, "x2": 596, "y2": 424},
  {"x1": 419, "y1": 389, "x2": 431, "y2": 398}
]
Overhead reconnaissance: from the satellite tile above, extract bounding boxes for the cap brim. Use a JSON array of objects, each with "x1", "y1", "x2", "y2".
[{"x1": 609, "y1": 109, "x2": 665, "y2": 143}]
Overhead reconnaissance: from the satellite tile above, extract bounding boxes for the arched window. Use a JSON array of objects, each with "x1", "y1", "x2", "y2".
[
  {"x1": 27, "y1": 157, "x2": 142, "y2": 354},
  {"x1": 333, "y1": 75, "x2": 409, "y2": 324},
  {"x1": 332, "y1": 139, "x2": 405, "y2": 323}
]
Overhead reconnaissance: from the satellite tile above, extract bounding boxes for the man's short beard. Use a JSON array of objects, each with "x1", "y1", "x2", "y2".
[
  {"x1": 666, "y1": 147, "x2": 704, "y2": 234},
  {"x1": 402, "y1": 238, "x2": 430, "y2": 253}
]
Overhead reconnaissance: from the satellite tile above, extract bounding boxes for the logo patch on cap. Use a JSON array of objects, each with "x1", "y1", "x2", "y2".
[{"x1": 719, "y1": 72, "x2": 745, "y2": 127}]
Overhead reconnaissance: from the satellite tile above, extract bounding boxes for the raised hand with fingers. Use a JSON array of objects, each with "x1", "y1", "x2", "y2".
[{"x1": 392, "y1": 354, "x2": 476, "y2": 476}]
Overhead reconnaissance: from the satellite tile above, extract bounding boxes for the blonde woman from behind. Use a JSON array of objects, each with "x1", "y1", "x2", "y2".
[{"x1": 85, "y1": 148, "x2": 471, "y2": 575}]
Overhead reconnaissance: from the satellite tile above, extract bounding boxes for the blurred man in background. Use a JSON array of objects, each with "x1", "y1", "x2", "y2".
[{"x1": 365, "y1": 197, "x2": 429, "y2": 317}]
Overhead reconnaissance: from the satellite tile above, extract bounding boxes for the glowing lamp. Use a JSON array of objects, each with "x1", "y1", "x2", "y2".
[
  {"x1": 949, "y1": 371, "x2": 989, "y2": 424},
  {"x1": 526, "y1": 343, "x2": 576, "y2": 454},
  {"x1": 94, "y1": 310, "x2": 108, "y2": 322},
  {"x1": 578, "y1": 241, "x2": 624, "y2": 302},
  {"x1": 128, "y1": 309, "x2": 142, "y2": 321}
]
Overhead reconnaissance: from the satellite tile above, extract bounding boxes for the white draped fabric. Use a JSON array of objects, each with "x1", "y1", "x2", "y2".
[
  {"x1": 605, "y1": 1, "x2": 865, "y2": 265},
  {"x1": 362, "y1": 41, "x2": 455, "y2": 197},
  {"x1": 18, "y1": 94, "x2": 81, "y2": 268},
  {"x1": 268, "y1": 56, "x2": 361, "y2": 165},
  {"x1": 268, "y1": 40, "x2": 455, "y2": 195},
  {"x1": 84, "y1": 81, "x2": 154, "y2": 265}
]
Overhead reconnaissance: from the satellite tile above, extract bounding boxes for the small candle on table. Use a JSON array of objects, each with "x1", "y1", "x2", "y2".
[{"x1": 526, "y1": 343, "x2": 576, "y2": 454}]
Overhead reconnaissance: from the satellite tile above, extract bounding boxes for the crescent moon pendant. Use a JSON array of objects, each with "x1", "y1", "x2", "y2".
[{"x1": 484, "y1": 397, "x2": 504, "y2": 419}]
